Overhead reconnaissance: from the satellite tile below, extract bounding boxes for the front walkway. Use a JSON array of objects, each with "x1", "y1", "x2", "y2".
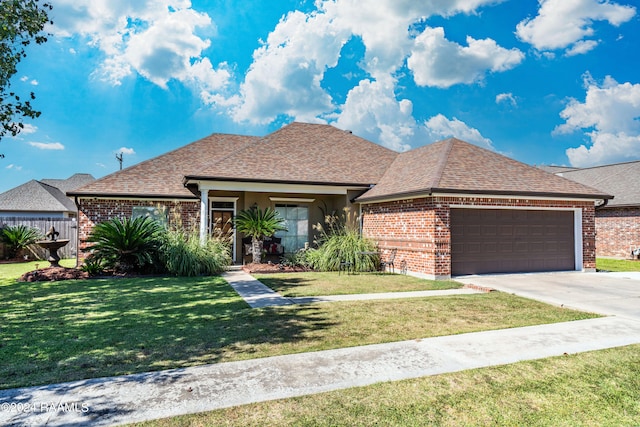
[
  {"x1": 2, "y1": 316, "x2": 640, "y2": 426},
  {"x1": 222, "y1": 269, "x2": 483, "y2": 308}
]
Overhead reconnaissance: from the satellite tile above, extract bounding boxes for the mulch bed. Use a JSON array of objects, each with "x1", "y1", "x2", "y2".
[
  {"x1": 19, "y1": 267, "x2": 89, "y2": 282},
  {"x1": 242, "y1": 262, "x2": 310, "y2": 274}
]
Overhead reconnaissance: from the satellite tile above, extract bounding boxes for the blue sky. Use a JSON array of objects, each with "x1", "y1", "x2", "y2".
[{"x1": 2, "y1": 0, "x2": 639, "y2": 193}]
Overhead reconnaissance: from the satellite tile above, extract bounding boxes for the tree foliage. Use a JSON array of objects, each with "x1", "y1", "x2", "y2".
[{"x1": 0, "y1": 0, "x2": 52, "y2": 144}]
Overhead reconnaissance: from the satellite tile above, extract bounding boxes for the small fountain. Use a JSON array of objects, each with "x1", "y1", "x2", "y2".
[{"x1": 36, "y1": 226, "x2": 70, "y2": 268}]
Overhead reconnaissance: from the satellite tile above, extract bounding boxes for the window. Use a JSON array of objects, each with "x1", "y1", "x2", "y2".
[
  {"x1": 274, "y1": 204, "x2": 308, "y2": 252},
  {"x1": 132, "y1": 206, "x2": 168, "y2": 227}
]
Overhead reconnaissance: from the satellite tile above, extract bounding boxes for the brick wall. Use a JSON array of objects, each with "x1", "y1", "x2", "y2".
[
  {"x1": 595, "y1": 207, "x2": 640, "y2": 258},
  {"x1": 362, "y1": 196, "x2": 595, "y2": 278},
  {"x1": 77, "y1": 198, "x2": 200, "y2": 260}
]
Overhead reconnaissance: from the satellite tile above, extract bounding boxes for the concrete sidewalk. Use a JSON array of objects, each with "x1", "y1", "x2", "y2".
[
  {"x1": 2, "y1": 316, "x2": 640, "y2": 426},
  {"x1": 222, "y1": 269, "x2": 484, "y2": 308}
]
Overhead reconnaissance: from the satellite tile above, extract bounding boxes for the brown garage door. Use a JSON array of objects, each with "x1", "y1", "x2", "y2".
[{"x1": 451, "y1": 209, "x2": 575, "y2": 275}]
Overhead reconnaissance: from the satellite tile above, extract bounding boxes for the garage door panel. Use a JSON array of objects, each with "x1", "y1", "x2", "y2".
[{"x1": 451, "y1": 209, "x2": 575, "y2": 275}]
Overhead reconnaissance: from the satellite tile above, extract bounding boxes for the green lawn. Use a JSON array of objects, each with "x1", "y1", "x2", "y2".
[
  {"x1": 0, "y1": 258, "x2": 76, "y2": 280},
  {"x1": 0, "y1": 262, "x2": 599, "y2": 391},
  {"x1": 596, "y1": 257, "x2": 640, "y2": 272},
  {"x1": 255, "y1": 271, "x2": 461, "y2": 296},
  {"x1": 133, "y1": 344, "x2": 640, "y2": 426}
]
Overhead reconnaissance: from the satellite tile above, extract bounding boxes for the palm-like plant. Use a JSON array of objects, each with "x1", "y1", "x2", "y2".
[
  {"x1": 234, "y1": 207, "x2": 287, "y2": 264},
  {"x1": 0, "y1": 225, "x2": 43, "y2": 259},
  {"x1": 84, "y1": 216, "x2": 163, "y2": 273}
]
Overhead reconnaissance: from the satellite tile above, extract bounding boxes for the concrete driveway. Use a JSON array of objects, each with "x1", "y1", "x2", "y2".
[{"x1": 456, "y1": 271, "x2": 640, "y2": 320}]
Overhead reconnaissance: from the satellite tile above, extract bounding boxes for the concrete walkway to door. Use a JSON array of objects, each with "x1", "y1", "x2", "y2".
[{"x1": 456, "y1": 271, "x2": 640, "y2": 320}]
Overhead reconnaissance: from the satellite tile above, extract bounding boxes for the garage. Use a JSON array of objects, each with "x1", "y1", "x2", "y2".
[{"x1": 451, "y1": 208, "x2": 575, "y2": 276}]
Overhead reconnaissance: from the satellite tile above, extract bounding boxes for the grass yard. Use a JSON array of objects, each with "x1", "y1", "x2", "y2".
[
  {"x1": 255, "y1": 271, "x2": 461, "y2": 296},
  {"x1": 0, "y1": 263, "x2": 598, "y2": 390},
  {"x1": 132, "y1": 344, "x2": 640, "y2": 426},
  {"x1": 0, "y1": 258, "x2": 76, "y2": 280},
  {"x1": 596, "y1": 257, "x2": 640, "y2": 272}
]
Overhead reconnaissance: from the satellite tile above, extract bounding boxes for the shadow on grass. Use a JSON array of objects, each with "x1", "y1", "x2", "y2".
[{"x1": 0, "y1": 276, "x2": 335, "y2": 391}]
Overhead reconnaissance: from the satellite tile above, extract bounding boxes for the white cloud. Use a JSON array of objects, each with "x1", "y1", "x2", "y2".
[
  {"x1": 424, "y1": 114, "x2": 494, "y2": 149},
  {"x1": 565, "y1": 39, "x2": 599, "y2": 56},
  {"x1": 6, "y1": 164, "x2": 23, "y2": 171},
  {"x1": 336, "y1": 78, "x2": 415, "y2": 152},
  {"x1": 50, "y1": 1, "x2": 234, "y2": 104},
  {"x1": 116, "y1": 147, "x2": 136, "y2": 155},
  {"x1": 96, "y1": 162, "x2": 106, "y2": 168},
  {"x1": 20, "y1": 76, "x2": 28, "y2": 82},
  {"x1": 28, "y1": 142, "x2": 65, "y2": 150},
  {"x1": 516, "y1": 0, "x2": 636, "y2": 54},
  {"x1": 30, "y1": 80, "x2": 38, "y2": 86},
  {"x1": 556, "y1": 75, "x2": 640, "y2": 166},
  {"x1": 407, "y1": 27, "x2": 523, "y2": 88},
  {"x1": 496, "y1": 92, "x2": 517, "y2": 106},
  {"x1": 233, "y1": 0, "x2": 520, "y2": 133}
]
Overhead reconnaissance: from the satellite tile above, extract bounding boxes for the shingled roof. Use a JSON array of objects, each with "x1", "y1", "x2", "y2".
[
  {"x1": 71, "y1": 122, "x2": 398, "y2": 198},
  {"x1": 557, "y1": 160, "x2": 640, "y2": 207},
  {"x1": 0, "y1": 174, "x2": 96, "y2": 214},
  {"x1": 70, "y1": 134, "x2": 259, "y2": 198},
  {"x1": 70, "y1": 124, "x2": 612, "y2": 202},
  {"x1": 356, "y1": 138, "x2": 612, "y2": 202},
  {"x1": 184, "y1": 122, "x2": 397, "y2": 185},
  {"x1": 0, "y1": 180, "x2": 77, "y2": 213}
]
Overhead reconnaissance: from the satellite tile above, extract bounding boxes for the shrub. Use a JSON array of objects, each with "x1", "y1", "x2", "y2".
[
  {"x1": 80, "y1": 255, "x2": 105, "y2": 276},
  {"x1": 234, "y1": 207, "x2": 287, "y2": 264},
  {"x1": 280, "y1": 249, "x2": 311, "y2": 268},
  {"x1": 83, "y1": 216, "x2": 163, "y2": 273},
  {"x1": 160, "y1": 228, "x2": 231, "y2": 276},
  {"x1": 0, "y1": 225, "x2": 43, "y2": 259},
  {"x1": 308, "y1": 211, "x2": 379, "y2": 272}
]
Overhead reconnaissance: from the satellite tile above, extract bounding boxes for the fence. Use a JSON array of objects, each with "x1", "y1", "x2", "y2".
[{"x1": 0, "y1": 217, "x2": 77, "y2": 260}]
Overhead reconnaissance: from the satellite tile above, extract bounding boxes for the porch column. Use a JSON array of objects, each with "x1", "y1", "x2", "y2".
[{"x1": 200, "y1": 189, "x2": 209, "y2": 245}]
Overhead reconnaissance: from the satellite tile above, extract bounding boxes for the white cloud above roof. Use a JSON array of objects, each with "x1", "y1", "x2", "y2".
[
  {"x1": 116, "y1": 147, "x2": 136, "y2": 155},
  {"x1": 407, "y1": 27, "x2": 524, "y2": 88},
  {"x1": 50, "y1": 0, "x2": 234, "y2": 104},
  {"x1": 232, "y1": 0, "x2": 521, "y2": 138},
  {"x1": 28, "y1": 142, "x2": 65, "y2": 150},
  {"x1": 336, "y1": 78, "x2": 414, "y2": 152},
  {"x1": 516, "y1": 0, "x2": 636, "y2": 54},
  {"x1": 556, "y1": 75, "x2": 640, "y2": 166},
  {"x1": 424, "y1": 114, "x2": 494, "y2": 149}
]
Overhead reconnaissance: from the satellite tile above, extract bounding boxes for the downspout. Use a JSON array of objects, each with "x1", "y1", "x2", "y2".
[
  {"x1": 595, "y1": 198, "x2": 609, "y2": 210},
  {"x1": 74, "y1": 196, "x2": 81, "y2": 267}
]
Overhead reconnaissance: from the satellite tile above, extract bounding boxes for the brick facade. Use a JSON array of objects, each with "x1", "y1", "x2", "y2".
[
  {"x1": 76, "y1": 198, "x2": 200, "y2": 260},
  {"x1": 361, "y1": 196, "x2": 596, "y2": 279},
  {"x1": 595, "y1": 207, "x2": 640, "y2": 258}
]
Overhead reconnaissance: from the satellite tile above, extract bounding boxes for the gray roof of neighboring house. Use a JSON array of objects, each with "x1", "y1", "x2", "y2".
[
  {"x1": 356, "y1": 138, "x2": 611, "y2": 203},
  {"x1": 0, "y1": 174, "x2": 95, "y2": 214},
  {"x1": 537, "y1": 165, "x2": 580, "y2": 174},
  {"x1": 557, "y1": 160, "x2": 640, "y2": 207},
  {"x1": 41, "y1": 173, "x2": 96, "y2": 194}
]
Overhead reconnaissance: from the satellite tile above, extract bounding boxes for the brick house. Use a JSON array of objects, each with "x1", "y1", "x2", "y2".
[
  {"x1": 69, "y1": 122, "x2": 610, "y2": 278},
  {"x1": 546, "y1": 161, "x2": 640, "y2": 259}
]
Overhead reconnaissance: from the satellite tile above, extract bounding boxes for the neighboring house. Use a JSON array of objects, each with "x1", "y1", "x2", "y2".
[
  {"x1": 0, "y1": 173, "x2": 95, "y2": 218},
  {"x1": 548, "y1": 161, "x2": 640, "y2": 258},
  {"x1": 69, "y1": 123, "x2": 610, "y2": 279}
]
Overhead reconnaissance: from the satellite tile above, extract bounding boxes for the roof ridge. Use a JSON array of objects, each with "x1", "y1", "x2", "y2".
[
  {"x1": 563, "y1": 158, "x2": 640, "y2": 172},
  {"x1": 430, "y1": 139, "x2": 455, "y2": 190}
]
